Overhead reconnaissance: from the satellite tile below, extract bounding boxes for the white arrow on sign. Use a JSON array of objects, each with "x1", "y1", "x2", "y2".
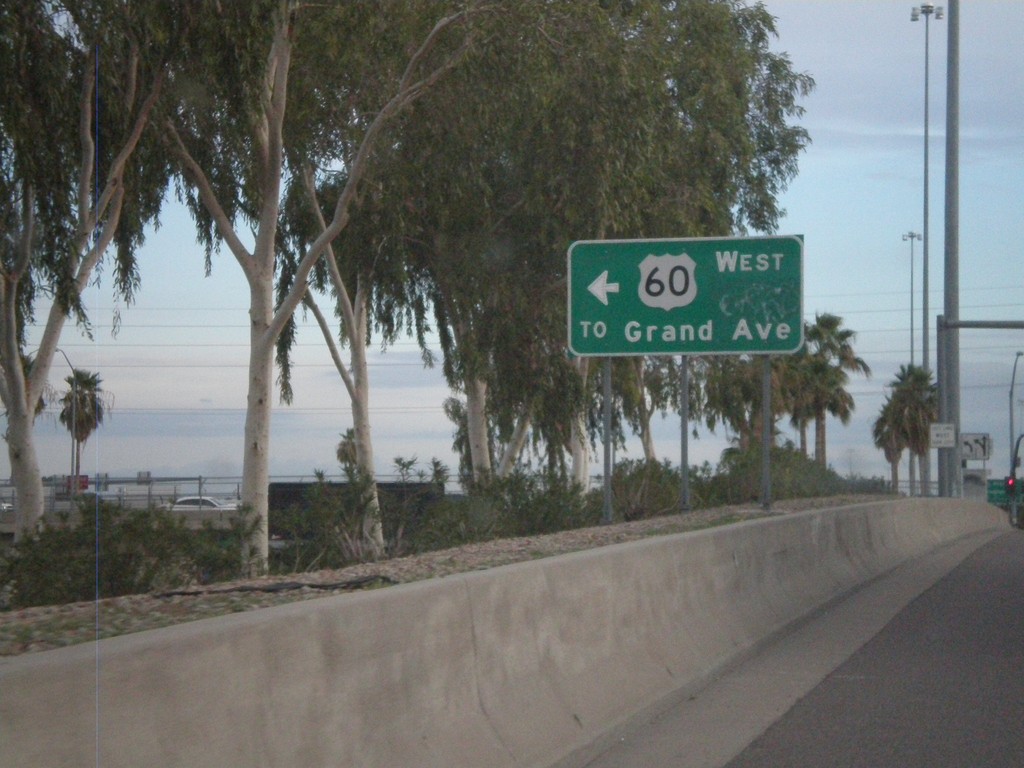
[{"x1": 588, "y1": 270, "x2": 620, "y2": 306}]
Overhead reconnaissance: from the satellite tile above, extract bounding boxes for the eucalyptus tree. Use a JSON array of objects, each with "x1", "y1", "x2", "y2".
[
  {"x1": 696, "y1": 354, "x2": 797, "y2": 452},
  {"x1": 276, "y1": 161, "x2": 434, "y2": 550},
  {"x1": 0, "y1": 1, "x2": 179, "y2": 537},
  {"x1": 393, "y1": 0, "x2": 813, "y2": 484},
  {"x1": 164, "y1": 0, "x2": 497, "y2": 564},
  {"x1": 621, "y1": 357, "x2": 680, "y2": 462},
  {"x1": 626, "y1": 0, "x2": 814, "y2": 464},
  {"x1": 388, "y1": 2, "x2": 641, "y2": 484}
]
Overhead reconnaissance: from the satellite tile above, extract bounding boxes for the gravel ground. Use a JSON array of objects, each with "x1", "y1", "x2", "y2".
[{"x1": 0, "y1": 495, "x2": 891, "y2": 657}]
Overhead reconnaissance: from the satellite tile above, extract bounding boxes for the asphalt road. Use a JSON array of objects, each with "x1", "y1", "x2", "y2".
[{"x1": 576, "y1": 527, "x2": 1024, "y2": 768}]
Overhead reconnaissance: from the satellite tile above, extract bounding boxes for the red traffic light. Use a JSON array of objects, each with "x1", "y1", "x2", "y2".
[{"x1": 1008, "y1": 476, "x2": 1018, "y2": 495}]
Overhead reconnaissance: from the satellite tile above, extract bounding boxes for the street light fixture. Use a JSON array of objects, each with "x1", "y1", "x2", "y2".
[
  {"x1": 902, "y1": 231, "x2": 921, "y2": 366},
  {"x1": 911, "y1": 3, "x2": 943, "y2": 495},
  {"x1": 1011, "y1": 351, "x2": 1023, "y2": 470}
]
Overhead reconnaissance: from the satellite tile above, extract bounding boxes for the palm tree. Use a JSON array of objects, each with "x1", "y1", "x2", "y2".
[
  {"x1": 58, "y1": 370, "x2": 107, "y2": 482},
  {"x1": 872, "y1": 396, "x2": 906, "y2": 493},
  {"x1": 886, "y1": 364, "x2": 937, "y2": 495},
  {"x1": 805, "y1": 314, "x2": 871, "y2": 468},
  {"x1": 777, "y1": 349, "x2": 816, "y2": 457}
]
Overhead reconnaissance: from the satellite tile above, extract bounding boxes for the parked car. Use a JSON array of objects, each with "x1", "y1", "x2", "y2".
[{"x1": 169, "y1": 496, "x2": 240, "y2": 513}]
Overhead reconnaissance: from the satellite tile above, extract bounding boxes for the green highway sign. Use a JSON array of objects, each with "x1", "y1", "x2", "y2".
[
  {"x1": 567, "y1": 236, "x2": 803, "y2": 357},
  {"x1": 988, "y1": 478, "x2": 1008, "y2": 507}
]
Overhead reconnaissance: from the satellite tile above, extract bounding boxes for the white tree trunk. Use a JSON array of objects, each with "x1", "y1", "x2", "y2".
[
  {"x1": 0, "y1": 46, "x2": 157, "y2": 537},
  {"x1": 465, "y1": 377, "x2": 492, "y2": 483},
  {"x1": 1, "y1": 261, "x2": 45, "y2": 539},
  {"x1": 496, "y1": 408, "x2": 532, "y2": 478},
  {"x1": 299, "y1": 195, "x2": 385, "y2": 555},
  {"x1": 348, "y1": 300, "x2": 384, "y2": 554},
  {"x1": 241, "y1": 279, "x2": 275, "y2": 570},
  {"x1": 632, "y1": 359, "x2": 657, "y2": 462},
  {"x1": 570, "y1": 411, "x2": 591, "y2": 490},
  {"x1": 570, "y1": 358, "x2": 591, "y2": 489},
  {"x1": 168, "y1": 7, "x2": 488, "y2": 566},
  {"x1": 6, "y1": 406, "x2": 44, "y2": 541}
]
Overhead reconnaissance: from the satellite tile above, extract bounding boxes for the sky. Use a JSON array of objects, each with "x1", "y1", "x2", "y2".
[{"x1": 13, "y1": 0, "x2": 1024, "y2": 494}]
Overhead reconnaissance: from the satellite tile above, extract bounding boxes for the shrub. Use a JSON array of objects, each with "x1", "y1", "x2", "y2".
[
  {"x1": 268, "y1": 460, "x2": 451, "y2": 572},
  {"x1": 0, "y1": 501, "x2": 255, "y2": 609},
  {"x1": 379, "y1": 457, "x2": 449, "y2": 557},
  {"x1": 610, "y1": 459, "x2": 684, "y2": 521},
  {"x1": 708, "y1": 444, "x2": 849, "y2": 504},
  {"x1": 484, "y1": 470, "x2": 599, "y2": 538},
  {"x1": 405, "y1": 470, "x2": 597, "y2": 552},
  {"x1": 406, "y1": 495, "x2": 498, "y2": 553},
  {"x1": 268, "y1": 469, "x2": 376, "y2": 573}
]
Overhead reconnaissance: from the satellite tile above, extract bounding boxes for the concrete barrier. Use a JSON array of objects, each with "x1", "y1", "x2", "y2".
[{"x1": 0, "y1": 499, "x2": 1005, "y2": 767}]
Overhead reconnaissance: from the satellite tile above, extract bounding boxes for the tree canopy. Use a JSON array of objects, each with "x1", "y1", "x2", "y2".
[
  {"x1": 0, "y1": 0, "x2": 182, "y2": 536},
  {"x1": 3, "y1": 1, "x2": 830, "y2": 546}
]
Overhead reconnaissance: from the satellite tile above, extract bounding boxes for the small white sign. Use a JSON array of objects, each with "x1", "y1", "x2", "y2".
[
  {"x1": 930, "y1": 422, "x2": 956, "y2": 449},
  {"x1": 637, "y1": 253, "x2": 698, "y2": 310}
]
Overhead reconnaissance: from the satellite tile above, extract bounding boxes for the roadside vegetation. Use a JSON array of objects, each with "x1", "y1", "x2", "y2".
[{"x1": 1, "y1": 450, "x2": 888, "y2": 610}]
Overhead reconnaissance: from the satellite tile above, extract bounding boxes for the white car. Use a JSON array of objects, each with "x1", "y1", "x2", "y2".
[{"x1": 169, "y1": 496, "x2": 240, "y2": 513}]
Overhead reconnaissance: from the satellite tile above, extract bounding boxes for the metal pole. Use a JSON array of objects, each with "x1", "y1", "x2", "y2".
[
  {"x1": 903, "y1": 232, "x2": 920, "y2": 366},
  {"x1": 912, "y1": 3, "x2": 944, "y2": 493},
  {"x1": 943, "y1": 0, "x2": 961, "y2": 498},
  {"x1": 679, "y1": 355, "x2": 690, "y2": 513},
  {"x1": 910, "y1": 237, "x2": 915, "y2": 367},
  {"x1": 937, "y1": 315, "x2": 947, "y2": 496},
  {"x1": 1012, "y1": 352, "x2": 1023, "y2": 470},
  {"x1": 761, "y1": 356, "x2": 772, "y2": 511},
  {"x1": 922, "y1": 7, "x2": 931, "y2": 382},
  {"x1": 921, "y1": 7, "x2": 933, "y2": 495}
]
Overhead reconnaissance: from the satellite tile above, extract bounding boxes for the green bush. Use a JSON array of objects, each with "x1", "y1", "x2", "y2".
[
  {"x1": 404, "y1": 470, "x2": 597, "y2": 552},
  {"x1": 268, "y1": 469, "x2": 376, "y2": 573},
  {"x1": 0, "y1": 501, "x2": 256, "y2": 609},
  {"x1": 379, "y1": 458, "x2": 449, "y2": 557},
  {"x1": 687, "y1": 461, "x2": 730, "y2": 509},
  {"x1": 701, "y1": 444, "x2": 849, "y2": 504},
  {"x1": 610, "y1": 459, "x2": 684, "y2": 521},
  {"x1": 483, "y1": 470, "x2": 599, "y2": 538},
  {"x1": 406, "y1": 495, "x2": 498, "y2": 553}
]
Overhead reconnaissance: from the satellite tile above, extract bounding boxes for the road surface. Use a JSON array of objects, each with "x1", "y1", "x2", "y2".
[{"x1": 575, "y1": 527, "x2": 1024, "y2": 768}]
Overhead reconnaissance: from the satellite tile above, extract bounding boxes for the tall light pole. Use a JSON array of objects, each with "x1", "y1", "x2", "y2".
[
  {"x1": 1011, "y1": 351, "x2": 1023, "y2": 470},
  {"x1": 902, "y1": 231, "x2": 921, "y2": 366},
  {"x1": 911, "y1": 2, "x2": 943, "y2": 495}
]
